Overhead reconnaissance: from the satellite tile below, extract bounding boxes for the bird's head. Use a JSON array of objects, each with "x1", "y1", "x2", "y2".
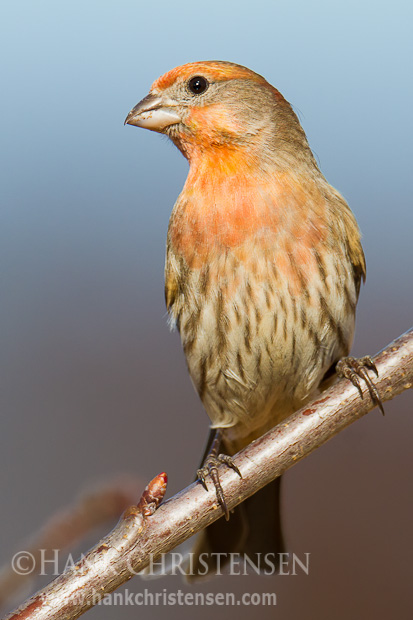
[{"x1": 125, "y1": 61, "x2": 312, "y2": 167}]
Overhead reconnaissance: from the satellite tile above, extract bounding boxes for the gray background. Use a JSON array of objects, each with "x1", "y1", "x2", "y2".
[{"x1": 0, "y1": 0, "x2": 412, "y2": 617}]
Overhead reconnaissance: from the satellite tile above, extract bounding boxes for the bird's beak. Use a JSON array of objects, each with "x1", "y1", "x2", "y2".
[{"x1": 124, "y1": 93, "x2": 181, "y2": 132}]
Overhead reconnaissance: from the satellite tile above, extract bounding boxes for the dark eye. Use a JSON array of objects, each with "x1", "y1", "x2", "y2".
[{"x1": 188, "y1": 76, "x2": 209, "y2": 95}]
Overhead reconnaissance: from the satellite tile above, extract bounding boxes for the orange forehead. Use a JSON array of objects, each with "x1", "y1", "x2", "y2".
[{"x1": 151, "y1": 61, "x2": 267, "y2": 91}]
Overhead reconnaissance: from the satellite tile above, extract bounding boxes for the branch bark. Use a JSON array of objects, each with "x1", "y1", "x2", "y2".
[{"x1": 4, "y1": 328, "x2": 413, "y2": 620}]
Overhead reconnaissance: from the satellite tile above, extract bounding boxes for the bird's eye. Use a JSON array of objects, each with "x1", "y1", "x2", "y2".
[{"x1": 188, "y1": 76, "x2": 209, "y2": 95}]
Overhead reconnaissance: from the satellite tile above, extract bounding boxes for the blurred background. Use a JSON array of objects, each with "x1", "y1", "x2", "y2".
[{"x1": 0, "y1": 0, "x2": 412, "y2": 617}]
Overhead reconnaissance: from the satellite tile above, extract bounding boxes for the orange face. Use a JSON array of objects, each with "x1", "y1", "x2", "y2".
[{"x1": 126, "y1": 60, "x2": 287, "y2": 153}]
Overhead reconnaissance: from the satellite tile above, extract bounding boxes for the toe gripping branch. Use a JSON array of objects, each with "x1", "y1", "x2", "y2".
[
  {"x1": 196, "y1": 430, "x2": 242, "y2": 520},
  {"x1": 336, "y1": 355, "x2": 385, "y2": 415}
]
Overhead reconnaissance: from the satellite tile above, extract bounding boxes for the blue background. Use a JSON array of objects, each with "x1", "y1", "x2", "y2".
[{"x1": 0, "y1": 0, "x2": 412, "y2": 617}]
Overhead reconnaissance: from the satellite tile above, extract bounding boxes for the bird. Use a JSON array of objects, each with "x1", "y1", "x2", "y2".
[{"x1": 125, "y1": 60, "x2": 381, "y2": 578}]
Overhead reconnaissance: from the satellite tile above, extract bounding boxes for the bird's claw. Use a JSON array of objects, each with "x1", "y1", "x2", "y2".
[
  {"x1": 197, "y1": 454, "x2": 242, "y2": 520},
  {"x1": 336, "y1": 355, "x2": 384, "y2": 415}
]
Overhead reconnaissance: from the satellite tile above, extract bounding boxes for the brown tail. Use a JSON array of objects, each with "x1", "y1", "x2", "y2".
[{"x1": 187, "y1": 475, "x2": 284, "y2": 580}]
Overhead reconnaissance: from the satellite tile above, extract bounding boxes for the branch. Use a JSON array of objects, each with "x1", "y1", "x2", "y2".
[
  {"x1": 4, "y1": 328, "x2": 413, "y2": 620},
  {"x1": 0, "y1": 476, "x2": 143, "y2": 608}
]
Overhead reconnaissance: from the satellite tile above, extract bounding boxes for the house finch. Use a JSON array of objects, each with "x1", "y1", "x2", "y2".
[{"x1": 125, "y1": 61, "x2": 380, "y2": 577}]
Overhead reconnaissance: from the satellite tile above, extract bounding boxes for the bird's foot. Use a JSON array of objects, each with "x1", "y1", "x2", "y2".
[
  {"x1": 197, "y1": 453, "x2": 242, "y2": 521},
  {"x1": 336, "y1": 355, "x2": 384, "y2": 415}
]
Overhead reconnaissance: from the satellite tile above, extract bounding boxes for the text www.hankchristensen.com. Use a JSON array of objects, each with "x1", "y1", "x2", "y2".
[{"x1": 92, "y1": 589, "x2": 277, "y2": 606}]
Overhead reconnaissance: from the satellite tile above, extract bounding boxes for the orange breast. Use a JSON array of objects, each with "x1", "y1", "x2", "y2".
[{"x1": 168, "y1": 158, "x2": 328, "y2": 294}]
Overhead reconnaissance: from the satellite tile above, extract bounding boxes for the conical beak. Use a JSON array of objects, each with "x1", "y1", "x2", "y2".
[{"x1": 124, "y1": 93, "x2": 181, "y2": 132}]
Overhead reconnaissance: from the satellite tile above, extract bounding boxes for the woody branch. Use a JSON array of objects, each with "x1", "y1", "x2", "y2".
[{"x1": 4, "y1": 327, "x2": 413, "y2": 620}]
